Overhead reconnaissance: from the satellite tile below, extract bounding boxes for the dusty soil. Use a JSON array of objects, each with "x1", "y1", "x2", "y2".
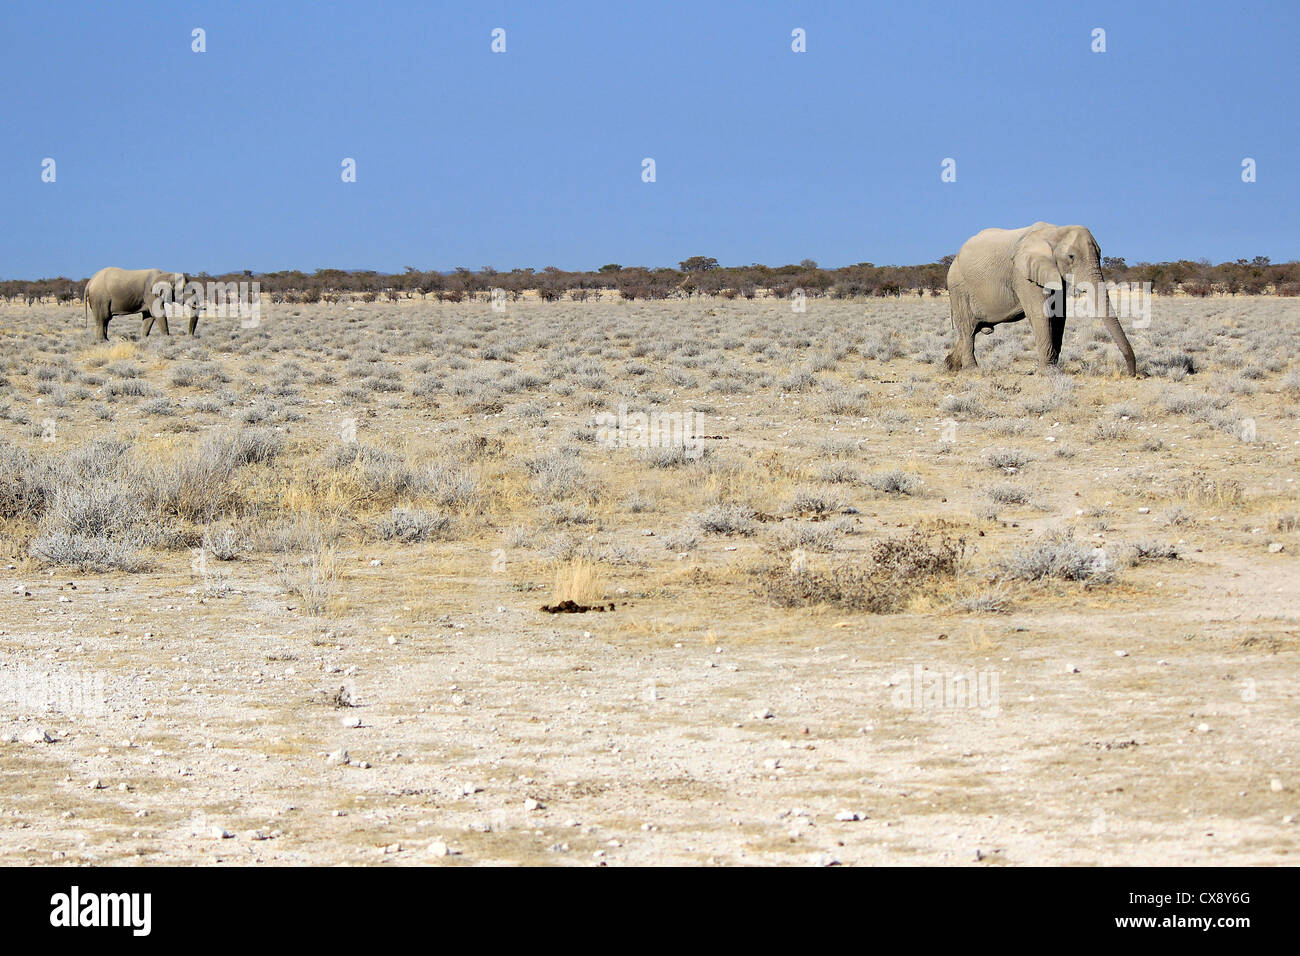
[{"x1": 0, "y1": 296, "x2": 1296, "y2": 865}]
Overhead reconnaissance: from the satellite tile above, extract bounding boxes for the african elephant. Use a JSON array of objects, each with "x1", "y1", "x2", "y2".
[
  {"x1": 945, "y1": 223, "x2": 1137, "y2": 376},
  {"x1": 84, "y1": 267, "x2": 195, "y2": 341}
]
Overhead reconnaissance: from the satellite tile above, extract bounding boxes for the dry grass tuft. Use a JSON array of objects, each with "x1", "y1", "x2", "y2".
[{"x1": 552, "y1": 556, "x2": 606, "y2": 605}]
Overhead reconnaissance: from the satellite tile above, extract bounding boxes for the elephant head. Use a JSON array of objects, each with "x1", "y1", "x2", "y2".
[{"x1": 1014, "y1": 225, "x2": 1137, "y2": 376}]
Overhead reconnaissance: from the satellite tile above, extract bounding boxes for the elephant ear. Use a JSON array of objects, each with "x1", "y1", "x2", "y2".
[{"x1": 1014, "y1": 238, "x2": 1061, "y2": 288}]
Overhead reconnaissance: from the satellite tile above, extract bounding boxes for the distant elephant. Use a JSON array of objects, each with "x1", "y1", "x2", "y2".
[
  {"x1": 84, "y1": 267, "x2": 194, "y2": 341},
  {"x1": 945, "y1": 223, "x2": 1137, "y2": 376}
]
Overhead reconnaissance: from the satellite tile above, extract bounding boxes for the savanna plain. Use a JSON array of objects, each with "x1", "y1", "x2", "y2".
[{"x1": 0, "y1": 293, "x2": 1296, "y2": 865}]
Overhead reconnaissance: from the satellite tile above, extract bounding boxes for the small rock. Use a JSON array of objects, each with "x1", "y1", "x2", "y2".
[
  {"x1": 1270, "y1": 779, "x2": 1284, "y2": 792},
  {"x1": 340, "y1": 716, "x2": 362, "y2": 728},
  {"x1": 524, "y1": 798, "x2": 544, "y2": 811},
  {"x1": 1196, "y1": 723, "x2": 1211, "y2": 733},
  {"x1": 210, "y1": 826, "x2": 233, "y2": 839},
  {"x1": 427, "y1": 841, "x2": 450, "y2": 857},
  {"x1": 834, "y1": 810, "x2": 865, "y2": 822},
  {"x1": 1115, "y1": 650, "x2": 1128, "y2": 658},
  {"x1": 1268, "y1": 542, "x2": 1284, "y2": 553},
  {"x1": 326, "y1": 749, "x2": 350, "y2": 765}
]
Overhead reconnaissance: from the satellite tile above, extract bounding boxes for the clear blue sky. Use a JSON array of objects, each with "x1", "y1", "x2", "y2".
[{"x1": 2, "y1": 0, "x2": 1296, "y2": 278}]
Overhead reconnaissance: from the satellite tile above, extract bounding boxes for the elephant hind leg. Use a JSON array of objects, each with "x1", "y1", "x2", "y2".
[
  {"x1": 945, "y1": 292, "x2": 979, "y2": 371},
  {"x1": 91, "y1": 305, "x2": 111, "y2": 341}
]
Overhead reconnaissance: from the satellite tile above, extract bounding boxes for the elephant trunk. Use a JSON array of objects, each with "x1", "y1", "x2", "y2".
[{"x1": 1086, "y1": 268, "x2": 1137, "y2": 376}]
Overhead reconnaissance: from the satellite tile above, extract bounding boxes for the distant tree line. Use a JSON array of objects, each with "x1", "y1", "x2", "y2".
[{"x1": 5, "y1": 255, "x2": 1299, "y2": 304}]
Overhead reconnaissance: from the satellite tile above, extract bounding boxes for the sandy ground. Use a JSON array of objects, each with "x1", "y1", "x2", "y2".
[{"x1": 0, "y1": 295, "x2": 1296, "y2": 865}]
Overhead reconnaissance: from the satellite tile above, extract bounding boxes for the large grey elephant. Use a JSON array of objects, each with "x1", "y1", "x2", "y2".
[
  {"x1": 84, "y1": 267, "x2": 194, "y2": 341},
  {"x1": 945, "y1": 223, "x2": 1137, "y2": 376}
]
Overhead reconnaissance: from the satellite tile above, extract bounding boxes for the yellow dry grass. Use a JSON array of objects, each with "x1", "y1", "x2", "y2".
[
  {"x1": 83, "y1": 341, "x2": 138, "y2": 367},
  {"x1": 552, "y1": 556, "x2": 606, "y2": 605}
]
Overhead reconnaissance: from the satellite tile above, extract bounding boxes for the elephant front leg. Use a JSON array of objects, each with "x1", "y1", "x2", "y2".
[
  {"x1": 1015, "y1": 278, "x2": 1060, "y2": 368},
  {"x1": 1050, "y1": 315, "x2": 1066, "y2": 364}
]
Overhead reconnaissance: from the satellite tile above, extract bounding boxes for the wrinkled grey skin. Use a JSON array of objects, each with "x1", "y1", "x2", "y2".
[
  {"x1": 84, "y1": 267, "x2": 193, "y2": 341},
  {"x1": 945, "y1": 223, "x2": 1137, "y2": 376}
]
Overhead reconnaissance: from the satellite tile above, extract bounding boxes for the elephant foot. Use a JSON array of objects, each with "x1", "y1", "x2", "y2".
[{"x1": 945, "y1": 350, "x2": 974, "y2": 372}]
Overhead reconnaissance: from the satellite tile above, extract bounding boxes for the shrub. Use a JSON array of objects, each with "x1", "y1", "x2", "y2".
[
  {"x1": 0, "y1": 443, "x2": 45, "y2": 519},
  {"x1": 940, "y1": 393, "x2": 988, "y2": 418},
  {"x1": 693, "y1": 503, "x2": 758, "y2": 536},
  {"x1": 865, "y1": 469, "x2": 919, "y2": 494},
  {"x1": 772, "y1": 522, "x2": 837, "y2": 553},
  {"x1": 762, "y1": 530, "x2": 965, "y2": 612},
  {"x1": 983, "y1": 448, "x2": 1034, "y2": 470},
  {"x1": 987, "y1": 484, "x2": 1031, "y2": 505},
  {"x1": 995, "y1": 529, "x2": 1111, "y2": 583},
  {"x1": 28, "y1": 532, "x2": 151, "y2": 572},
  {"x1": 373, "y1": 507, "x2": 453, "y2": 543}
]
